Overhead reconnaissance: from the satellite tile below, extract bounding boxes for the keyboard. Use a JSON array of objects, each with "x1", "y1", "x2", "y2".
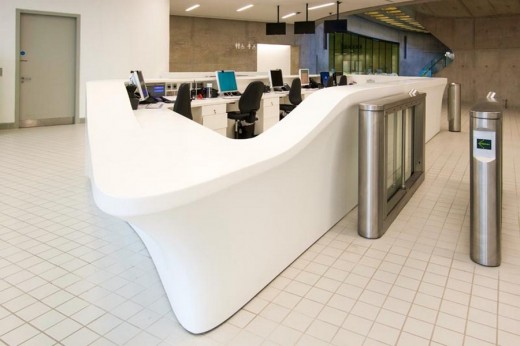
[{"x1": 223, "y1": 92, "x2": 241, "y2": 97}]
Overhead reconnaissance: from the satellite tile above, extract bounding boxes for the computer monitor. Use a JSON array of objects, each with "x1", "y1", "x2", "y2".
[
  {"x1": 266, "y1": 22, "x2": 286, "y2": 35},
  {"x1": 320, "y1": 71, "x2": 330, "y2": 86},
  {"x1": 215, "y1": 70, "x2": 239, "y2": 94},
  {"x1": 146, "y1": 83, "x2": 166, "y2": 98},
  {"x1": 299, "y1": 69, "x2": 310, "y2": 87},
  {"x1": 269, "y1": 69, "x2": 284, "y2": 90},
  {"x1": 294, "y1": 21, "x2": 315, "y2": 34},
  {"x1": 324, "y1": 19, "x2": 348, "y2": 33},
  {"x1": 129, "y1": 70, "x2": 148, "y2": 101}
]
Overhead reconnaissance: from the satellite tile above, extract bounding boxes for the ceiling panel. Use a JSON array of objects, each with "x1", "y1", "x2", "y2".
[{"x1": 410, "y1": 0, "x2": 520, "y2": 17}]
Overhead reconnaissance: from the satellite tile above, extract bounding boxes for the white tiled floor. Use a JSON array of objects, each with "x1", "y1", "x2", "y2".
[{"x1": 1, "y1": 105, "x2": 520, "y2": 345}]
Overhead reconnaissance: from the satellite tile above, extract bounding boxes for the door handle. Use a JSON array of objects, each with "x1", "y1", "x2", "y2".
[{"x1": 20, "y1": 76, "x2": 32, "y2": 83}]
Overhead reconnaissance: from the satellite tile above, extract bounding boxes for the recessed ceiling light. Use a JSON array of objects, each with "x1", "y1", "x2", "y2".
[
  {"x1": 237, "y1": 4, "x2": 254, "y2": 12},
  {"x1": 282, "y1": 12, "x2": 298, "y2": 19},
  {"x1": 308, "y1": 2, "x2": 335, "y2": 10},
  {"x1": 185, "y1": 4, "x2": 200, "y2": 12}
]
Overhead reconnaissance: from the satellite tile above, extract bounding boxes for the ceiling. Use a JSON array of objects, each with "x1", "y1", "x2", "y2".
[
  {"x1": 170, "y1": 0, "x2": 425, "y2": 24},
  {"x1": 409, "y1": 0, "x2": 520, "y2": 17}
]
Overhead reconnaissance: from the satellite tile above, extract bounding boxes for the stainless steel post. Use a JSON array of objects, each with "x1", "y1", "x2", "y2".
[
  {"x1": 470, "y1": 93, "x2": 502, "y2": 266},
  {"x1": 448, "y1": 82, "x2": 461, "y2": 132},
  {"x1": 358, "y1": 93, "x2": 425, "y2": 239},
  {"x1": 358, "y1": 103, "x2": 385, "y2": 239}
]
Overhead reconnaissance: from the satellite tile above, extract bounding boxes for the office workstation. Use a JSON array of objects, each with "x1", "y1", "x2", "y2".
[
  {"x1": 87, "y1": 72, "x2": 446, "y2": 333},
  {"x1": 138, "y1": 69, "x2": 319, "y2": 138}
]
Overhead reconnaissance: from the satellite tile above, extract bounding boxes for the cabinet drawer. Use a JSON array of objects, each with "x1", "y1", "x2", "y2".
[
  {"x1": 262, "y1": 98, "x2": 279, "y2": 108},
  {"x1": 262, "y1": 105, "x2": 279, "y2": 121},
  {"x1": 201, "y1": 104, "x2": 226, "y2": 116},
  {"x1": 202, "y1": 113, "x2": 227, "y2": 129}
]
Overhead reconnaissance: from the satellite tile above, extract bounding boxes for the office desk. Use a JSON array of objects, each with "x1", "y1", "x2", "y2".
[
  {"x1": 191, "y1": 98, "x2": 232, "y2": 136},
  {"x1": 87, "y1": 77, "x2": 447, "y2": 334},
  {"x1": 166, "y1": 92, "x2": 288, "y2": 138},
  {"x1": 223, "y1": 92, "x2": 281, "y2": 137}
]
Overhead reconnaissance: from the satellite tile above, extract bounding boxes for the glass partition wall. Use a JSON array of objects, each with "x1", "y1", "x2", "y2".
[{"x1": 329, "y1": 32, "x2": 399, "y2": 75}]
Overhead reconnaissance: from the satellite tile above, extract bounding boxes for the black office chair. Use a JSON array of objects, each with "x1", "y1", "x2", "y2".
[
  {"x1": 227, "y1": 81, "x2": 264, "y2": 139},
  {"x1": 338, "y1": 75, "x2": 347, "y2": 86},
  {"x1": 280, "y1": 78, "x2": 302, "y2": 120},
  {"x1": 326, "y1": 77, "x2": 334, "y2": 88},
  {"x1": 173, "y1": 83, "x2": 192, "y2": 120}
]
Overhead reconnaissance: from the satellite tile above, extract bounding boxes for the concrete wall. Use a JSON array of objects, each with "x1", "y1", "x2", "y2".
[
  {"x1": 419, "y1": 13, "x2": 520, "y2": 107},
  {"x1": 170, "y1": 16, "x2": 301, "y2": 73},
  {"x1": 398, "y1": 31, "x2": 449, "y2": 76},
  {"x1": 169, "y1": 15, "x2": 448, "y2": 78}
]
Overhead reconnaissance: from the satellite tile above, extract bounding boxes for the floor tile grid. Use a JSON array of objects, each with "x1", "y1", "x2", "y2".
[
  {"x1": 2, "y1": 127, "x2": 169, "y2": 346},
  {"x1": 231, "y1": 105, "x2": 520, "y2": 346},
  {"x1": 0, "y1": 106, "x2": 519, "y2": 345}
]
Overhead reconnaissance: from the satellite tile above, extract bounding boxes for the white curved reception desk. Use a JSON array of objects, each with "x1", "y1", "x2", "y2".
[{"x1": 86, "y1": 76, "x2": 446, "y2": 334}]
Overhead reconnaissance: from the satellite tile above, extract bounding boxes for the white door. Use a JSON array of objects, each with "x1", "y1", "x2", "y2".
[{"x1": 19, "y1": 13, "x2": 77, "y2": 127}]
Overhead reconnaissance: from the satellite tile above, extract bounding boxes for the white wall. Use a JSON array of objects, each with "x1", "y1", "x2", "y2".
[
  {"x1": 257, "y1": 44, "x2": 291, "y2": 74},
  {"x1": 0, "y1": 0, "x2": 170, "y2": 123}
]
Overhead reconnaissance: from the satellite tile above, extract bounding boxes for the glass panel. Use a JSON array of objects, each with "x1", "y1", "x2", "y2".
[
  {"x1": 373, "y1": 40, "x2": 379, "y2": 72},
  {"x1": 404, "y1": 108, "x2": 413, "y2": 180},
  {"x1": 342, "y1": 33, "x2": 351, "y2": 73},
  {"x1": 386, "y1": 43, "x2": 393, "y2": 74},
  {"x1": 366, "y1": 39, "x2": 372, "y2": 74},
  {"x1": 327, "y1": 32, "x2": 399, "y2": 75},
  {"x1": 392, "y1": 44, "x2": 399, "y2": 74},
  {"x1": 379, "y1": 41, "x2": 386, "y2": 73},
  {"x1": 386, "y1": 110, "x2": 403, "y2": 200}
]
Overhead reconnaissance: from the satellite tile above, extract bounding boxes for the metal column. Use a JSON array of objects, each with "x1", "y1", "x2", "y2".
[
  {"x1": 470, "y1": 93, "x2": 503, "y2": 266},
  {"x1": 448, "y1": 82, "x2": 461, "y2": 132}
]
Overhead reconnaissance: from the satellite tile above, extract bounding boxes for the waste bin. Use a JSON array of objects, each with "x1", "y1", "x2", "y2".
[
  {"x1": 237, "y1": 121, "x2": 255, "y2": 139},
  {"x1": 470, "y1": 92, "x2": 502, "y2": 266},
  {"x1": 448, "y1": 82, "x2": 461, "y2": 132}
]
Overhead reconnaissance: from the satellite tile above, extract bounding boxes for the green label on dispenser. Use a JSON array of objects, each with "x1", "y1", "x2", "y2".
[
  {"x1": 477, "y1": 138, "x2": 492, "y2": 150},
  {"x1": 473, "y1": 130, "x2": 496, "y2": 160}
]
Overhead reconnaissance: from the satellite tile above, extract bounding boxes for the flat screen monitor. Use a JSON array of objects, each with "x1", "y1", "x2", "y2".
[
  {"x1": 215, "y1": 70, "x2": 239, "y2": 94},
  {"x1": 269, "y1": 69, "x2": 284, "y2": 89},
  {"x1": 146, "y1": 83, "x2": 166, "y2": 98},
  {"x1": 324, "y1": 19, "x2": 348, "y2": 33},
  {"x1": 294, "y1": 21, "x2": 315, "y2": 34},
  {"x1": 299, "y1": 69, "x2": 310, "y2": 86},
  {"x1": 266, "y1": 22, "x2": 286, "y2": 35},
  {"x1": 320, "y1": 71, "x2": 330, "y2": 86},
  {"x1": 130, "y1": 70, "x2": 148, "y2": 101}
]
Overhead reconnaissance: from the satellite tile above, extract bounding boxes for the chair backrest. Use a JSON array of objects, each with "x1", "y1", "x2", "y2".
[
  {"x1": 173, "y1": 83, "x2": 192, "y2": 120},
  {"x1": 288, "y1": 78, "x2": 302, "y2": 106},
  {"x1": 338, "y1": 75, "x2": 347, "y2": 86},
  {"x1": 239, "y1": 81, "x2": 264, "y2": 114},
  {"x1": 326, "y1": 77, "x2": 334, "y2": 88}
]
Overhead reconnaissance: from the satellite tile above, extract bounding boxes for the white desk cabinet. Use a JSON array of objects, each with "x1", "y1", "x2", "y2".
[
  {"x1": 192, "y1": 102, "x2": 228, "y2": 136},
  {"x1": 256, "y1": 96, "x2": 280, "y2": 135}
]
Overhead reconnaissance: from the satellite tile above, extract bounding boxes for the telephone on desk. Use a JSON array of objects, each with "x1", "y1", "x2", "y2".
[
  {"x1": 274, "y1": 83, "x2": 290, "y2": 92},
  {"x1": 191, "y1": 87, "x2": 219, "y2": 100}
]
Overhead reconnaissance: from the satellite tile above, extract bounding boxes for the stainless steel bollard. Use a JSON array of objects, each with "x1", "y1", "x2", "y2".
[
  {"x1": 470, "y1": 92, "x2": 502, "y2": 266},
  {"x1": 448, "y1": 82, "x2": 461, "y2": 132}
]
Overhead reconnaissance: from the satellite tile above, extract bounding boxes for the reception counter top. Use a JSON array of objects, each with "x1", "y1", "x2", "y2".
[{"x1": 86, "y1": 76, "x2": 446, "y2": 333}]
